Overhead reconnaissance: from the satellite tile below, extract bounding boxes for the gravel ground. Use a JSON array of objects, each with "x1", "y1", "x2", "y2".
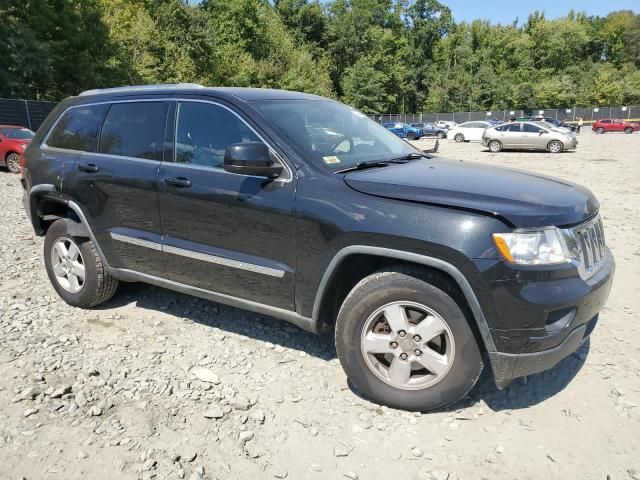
[{"x1": 1, "y1": 131, "x2": 639, "y2": 480}]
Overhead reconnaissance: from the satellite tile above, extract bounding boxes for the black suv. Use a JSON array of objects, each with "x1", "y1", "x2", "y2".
[{"x1": 21, "y1": 85, "x2": 614, "y2": 411}]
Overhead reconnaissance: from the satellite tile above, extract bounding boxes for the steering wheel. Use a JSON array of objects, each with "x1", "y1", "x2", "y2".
[{"x1": 329, "y1": 136, "x2": 354, "y2": 154}]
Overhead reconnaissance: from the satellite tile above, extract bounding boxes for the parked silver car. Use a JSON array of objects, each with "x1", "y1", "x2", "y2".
[{"x1": 482, "y1": 121, "x2": 578, "y2": 153}]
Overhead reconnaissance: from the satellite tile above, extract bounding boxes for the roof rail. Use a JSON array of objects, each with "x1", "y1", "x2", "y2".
[{"x1": 79, "y1": 83, "x2": 206, "y2": 97}]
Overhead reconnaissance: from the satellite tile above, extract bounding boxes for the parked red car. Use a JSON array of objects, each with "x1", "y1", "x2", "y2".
[
  {"x1": 592, "y1": 118, "x2": 640, "y2": 134},
  {"x1": 0, "y1": 125, "x2": 34, "y2": 173}
]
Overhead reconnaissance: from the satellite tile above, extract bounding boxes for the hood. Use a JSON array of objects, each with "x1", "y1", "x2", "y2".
[{"x1": 343, "y1": 158, "x2": 598, "y2": 228}]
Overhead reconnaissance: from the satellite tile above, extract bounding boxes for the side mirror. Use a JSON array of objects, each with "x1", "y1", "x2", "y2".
[
  {"x1": 539, "y1": 130, "x2": 545, "y2": 135},
  {"x1": 224, "y1": 142, "x2": 283, "y2": 179}
]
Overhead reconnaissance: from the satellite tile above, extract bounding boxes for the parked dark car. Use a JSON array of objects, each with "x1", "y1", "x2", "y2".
[
  {"x1": 410, "y1": 123, "x2": 446, "y2": 139},
  {"x1": 383, "y1": 122, "x2": 424, "y2": 140},
  {"x1": 532, "y1": 117, "x2": 577, "y2": 132},
  {"x1": 592, "y1": 118, "x2": 640, "y2": 134},
  {"x1": 22, "y1": 84, "x2": 614, "y2": 411},
  {"x1": 0, "y1": 125, "x2": 34, "y2": 173}
]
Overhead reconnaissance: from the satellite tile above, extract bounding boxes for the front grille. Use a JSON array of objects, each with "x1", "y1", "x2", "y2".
[{"x1": 568, "y1": 215, "x2": 607, "y2": 279}]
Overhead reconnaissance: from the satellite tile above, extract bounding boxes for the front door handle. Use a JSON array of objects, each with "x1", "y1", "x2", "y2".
[
  {"x1": 165, "y1": 176, "x2": 192, "y2": 188},
  {"x1": 78, "y1": 163, "x2": 99, "y2": 173}
]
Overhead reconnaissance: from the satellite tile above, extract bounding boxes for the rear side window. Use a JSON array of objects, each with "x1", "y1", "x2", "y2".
[
  {"x1": 175, "y1": 102, "x2": 261, "y2": 169},
  {"x1": 47, "y1": 104, "x2": 108, "y2": 152},
  {"x1": 506, "y1": 123, "x2": 521, "y2": 132},
  {"x1": 99, "y1": 102, "x2": 167, "y2": 160}
]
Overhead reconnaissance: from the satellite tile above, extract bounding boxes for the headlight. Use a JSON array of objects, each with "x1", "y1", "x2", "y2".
[{"x1": 492, "y1": 228, "x2": 570, "y2": 265}]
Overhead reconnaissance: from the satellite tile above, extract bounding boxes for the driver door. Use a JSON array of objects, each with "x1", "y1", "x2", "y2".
[{"x1": 158, "y1": 100, "x2": 297, "y2": 309}]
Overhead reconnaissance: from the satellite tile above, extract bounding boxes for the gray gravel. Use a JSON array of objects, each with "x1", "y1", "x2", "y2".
[{"x1": 1, "y1": 131, "x2": 639, "y2": 479}]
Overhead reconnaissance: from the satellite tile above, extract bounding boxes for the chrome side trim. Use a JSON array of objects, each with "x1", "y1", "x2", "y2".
[
  {"x1": 163, "y1": 244, "x2": 285, "y2": 278},
  {"x1": 110, "y1": 232, "x2": 162, "y2": 251},
  {"x1": 110, "y1": 268, "x2": 319, "y2": 334},
  {"x1": 109, "y1": 231, "x2": 286, "y2": 278},
  {"x1": 312, "y1": 245, "x2": 497, "y2": 352}
]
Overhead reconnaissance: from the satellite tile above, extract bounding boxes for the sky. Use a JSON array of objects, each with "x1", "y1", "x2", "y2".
[{"x1": 441, "y1": 0, "x2": 638, "y2": 24}]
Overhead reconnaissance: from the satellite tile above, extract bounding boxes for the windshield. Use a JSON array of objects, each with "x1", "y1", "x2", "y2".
[
  {"x1": 251, "y1": 100, "x2": 419, "y2": 172},
  {"x1": 0, "y1": 127, "x2": 34, "y2": 140}
]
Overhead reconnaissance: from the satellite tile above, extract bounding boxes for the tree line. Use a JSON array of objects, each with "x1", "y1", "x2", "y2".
[{"x1": 1, "y1": 0, "x2": 639, "y2": 113}]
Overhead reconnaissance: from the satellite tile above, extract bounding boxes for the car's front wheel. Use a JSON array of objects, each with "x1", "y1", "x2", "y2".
[
  {"x1": 5, "y1": 152, "x2": 20, "y2": 174},
  {"x1": 335, "y1": 268, "x2": 484, "y2": 411},
  {"x1": 596, "y1": 127, "x2": 605, "y2": 134},
  {"x1": 437, "y1": 131, "x2": 446, "y2": 139},
  {"x1": 407, "y1": 132, "x2": 417, "y2": 140},
  {"x1": 548, "y1": 140, "x2": 564, "y2": 153},
  {"x1": 625, "y1": 127, "x2": 633, "y2": 134},
  {"x1": 454, "y1": 133, "x2": 464, "y2": 143},
  {"x1": 44, "y1": 219, "x2": 118, "y2": 308}
]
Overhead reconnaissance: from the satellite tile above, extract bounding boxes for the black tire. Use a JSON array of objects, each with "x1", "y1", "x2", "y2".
[
  {"x1": 625, "y1": 127, "x2": 633, "y2": 134},
  {"x1": 44, "y1": 219, "x2": 118, "y2": 308},
  {"x1": 454, "y1": 133, "x2": 464, "y2": 143},
  {"x1": 488, "y1": 140, "x2": 503, "y2": 153},
  {"x1": 547, "y1": 140, "x2": 564, "y2": 153},
  {"x1": 437, "y1": 131, "x2": 446, "y2": 139},
  {"x1": 335, "y1": 268, "x2": 484, "y2": 411},
  {"x1": 596, "y1": 127, "x2": 605, "y2": 134},
  {"x1": 5, "y1": 152, "x2": 20, "y2": 174},
  {"x1": 407, "y1": 132, "x2": 417, "y2": 140}
]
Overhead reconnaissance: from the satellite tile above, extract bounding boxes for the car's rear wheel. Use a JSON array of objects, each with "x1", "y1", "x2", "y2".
[
  {"x1": 625, "y1": 127, "x2": 633, "y2": 134},
  {"x1": 437, "y1": 131, "x2": 446, "y2": 139},
  {"x1": 335, "y1": 268, "x2": 484, "y2": 411},
  {"x1": 596, "y1": 127, "x2": 605, "y2": 134},
  {"x1": 488, "y1": 140, "x2": 503, "y2": 152},
  {"x1": 44, "y1": 219, "x2": 118, "y2": 308},
  {"x1": 5, "y1": 153, "x2": 20, "y2": 174},
  {"x1": 454, "y1": 133, "x2": 464, "y2": 143},
  {"x1": 548, "y1": 140, "x2": 564, "y2": 153},
  {"x1": 407, "y1": 132, "x2": 417, "y2": 140}
]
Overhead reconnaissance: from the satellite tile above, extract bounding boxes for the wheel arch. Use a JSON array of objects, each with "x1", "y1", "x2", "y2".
[
  {"x1": 312, "y1": 246, "x2": 497, "y2": 354},
  {"x1": 27, "y1": 186, "x2": 110, "y2": 269}
]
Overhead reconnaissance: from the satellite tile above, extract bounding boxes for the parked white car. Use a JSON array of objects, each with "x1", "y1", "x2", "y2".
[{"x1": 447, "y1": 121, "x2": 492, "y2": 142}]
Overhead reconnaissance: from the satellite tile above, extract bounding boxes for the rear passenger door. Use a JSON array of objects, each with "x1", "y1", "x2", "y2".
[
  {"x1": 64, "y1": 100, "x2": 169, "y2": 277},
  {"x1": 157, "y1": 100, "x2": 297, "y2": 310}
]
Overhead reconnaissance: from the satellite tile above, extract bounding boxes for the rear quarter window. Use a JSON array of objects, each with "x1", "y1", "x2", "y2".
[{"x1": 46, "y1": 104, "x2": 108, "y2": 152}]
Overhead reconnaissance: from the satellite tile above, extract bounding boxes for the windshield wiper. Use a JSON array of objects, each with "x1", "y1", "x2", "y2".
[
  {"x1": 389, "y1": 152, "x2": 429, "y2": 162},
  {"x1": 333, "y1": 160, "x2": 393, "y2": 173},
  {"x1": 334, "y1": 152, "x2": 428, "y2": 174}
]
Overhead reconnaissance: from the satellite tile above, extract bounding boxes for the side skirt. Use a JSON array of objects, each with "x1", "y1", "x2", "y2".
[{"x1": 110, "y1": 268, "x2": 322, "y2": 335}]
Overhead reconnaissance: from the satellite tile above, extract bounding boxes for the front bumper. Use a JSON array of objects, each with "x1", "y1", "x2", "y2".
[{"x1": 478, "y1": 249, "x2": 614, "y2": 388}]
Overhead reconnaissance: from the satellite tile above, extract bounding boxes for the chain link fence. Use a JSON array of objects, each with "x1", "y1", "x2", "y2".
[
  {"x1": 0, "y1": 98, "x2": 57, "y2": 131},
  {"x1": 370, "y1": 106, "x2": 640, "y2": 125},
  {"x1": 2, "y1": 98, "x2": 639, "y2": 131}
]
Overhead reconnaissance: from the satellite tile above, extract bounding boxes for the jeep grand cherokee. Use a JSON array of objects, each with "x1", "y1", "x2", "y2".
[{"x1": 21, "y1": 84, "x2": 614, "y2": 411}]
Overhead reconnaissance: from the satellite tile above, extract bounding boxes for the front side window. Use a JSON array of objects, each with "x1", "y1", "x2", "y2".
[
  {"x1": 47, "y1": 104, "x2": 108, "y2": 152},
  {"x1": 252, "y1": 99, "x2": 419, "y2": 172},
  {"x1": 0, "y1": 127, "x2": 34, "y2": 140},
  {"x1": 99, "y1": 102, "x2": 166, "y2": 160},
  {"x1": 523, "y1": 123, "x2": 543, "y2": 133},
  {"x1": 175, "y1": 102, "x2": 262, "y2": 169}
]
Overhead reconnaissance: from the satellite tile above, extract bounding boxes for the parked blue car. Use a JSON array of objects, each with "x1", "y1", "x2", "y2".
[{"x1": 383, "y1": 122, "x2": 424, "y2": 140}]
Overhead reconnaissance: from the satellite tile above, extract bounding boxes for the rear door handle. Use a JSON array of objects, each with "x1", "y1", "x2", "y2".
[
  {"x1": 165, "y1": 176, "x2": 192, "y2": 188},
  {"x1": 78, "y1": 163, "x2": 99, "y2": 173}
]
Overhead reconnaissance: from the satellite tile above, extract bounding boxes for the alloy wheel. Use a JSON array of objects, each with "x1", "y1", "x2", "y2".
[
  {"x1": 6, "y1": 153, "x2": 20, "y2": 174},
  {"x1": 360, "y1": 301, "x2": 455, "y2": 391},
  {"x1": 51, "y1": 237, "x2": 85, "y2": 293},
  {"x1": 548, "y1": 141, "x2": 563, "y2": 153}
]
